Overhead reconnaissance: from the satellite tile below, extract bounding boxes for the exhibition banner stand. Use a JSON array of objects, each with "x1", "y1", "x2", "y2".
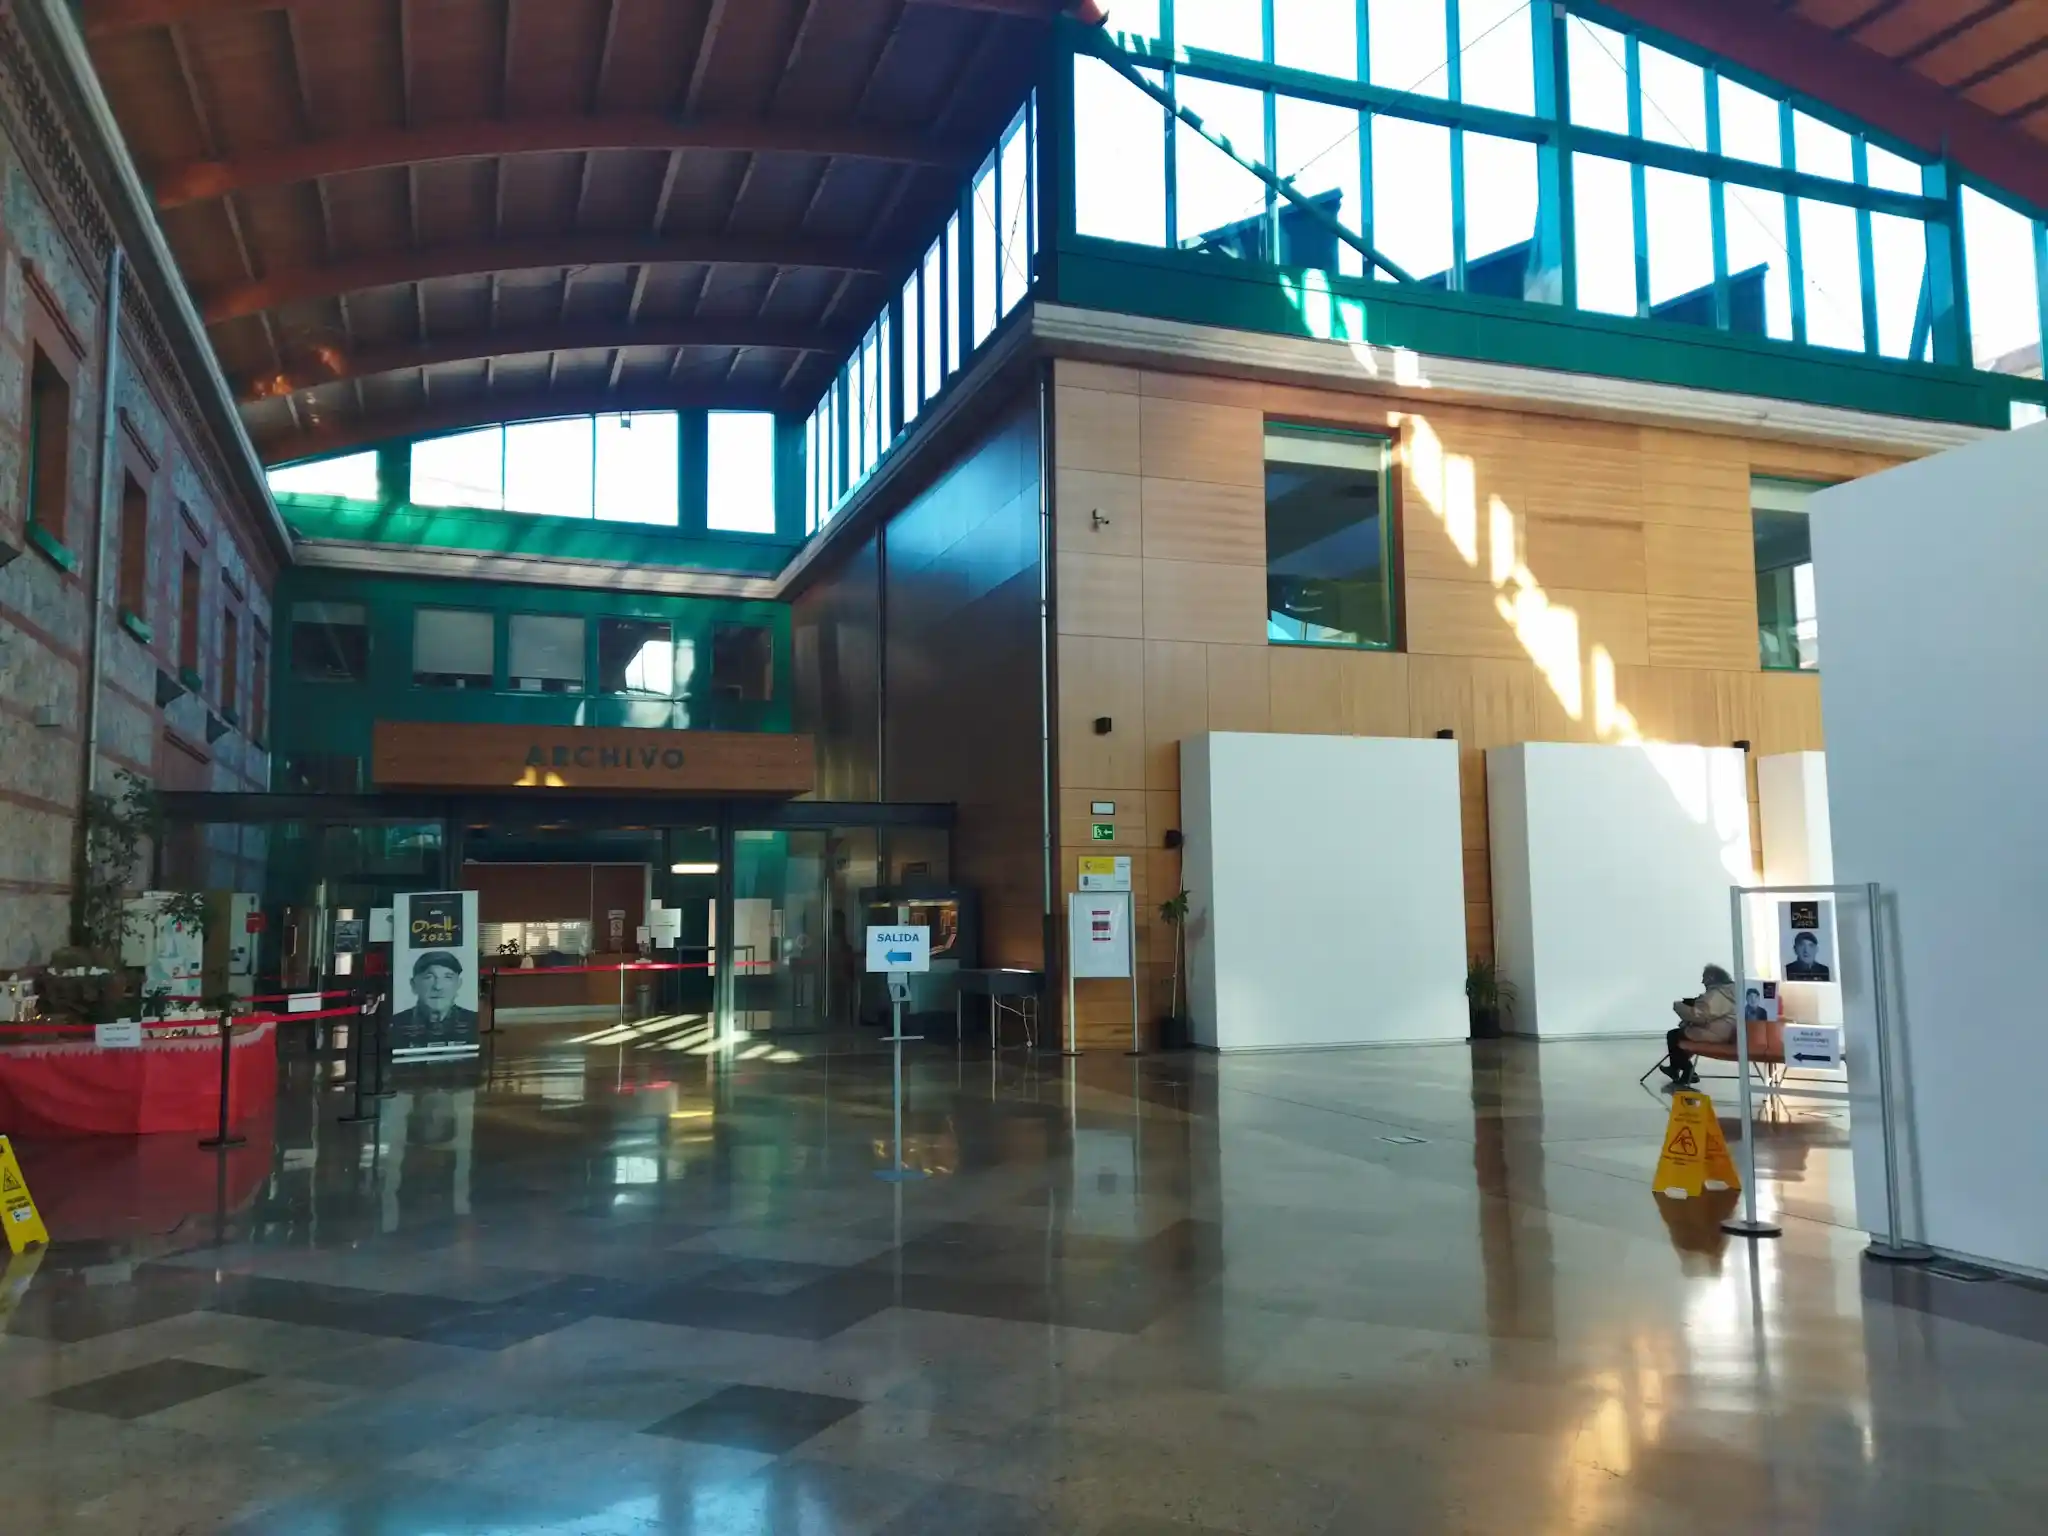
[
  {"x1": 1724, "y1": 881, "x2": 1931, "y2": 1263},
  {"x1": 867, "y1": 925, "x2": 929, "y2": 1183},
  {"x1": 1067, "y1": 857, "x2": 1139, "y2": 1056}
]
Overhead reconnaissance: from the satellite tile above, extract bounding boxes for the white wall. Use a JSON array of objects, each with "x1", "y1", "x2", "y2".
[
  {"x1": 1813, "y1": 423, "x2": 2048, "y2": 1273},
  {"x1": 1488, "y1": 743, "x2": 1751, "y2": 1039},
  {"x1": 1181, "y1": 733, "x2": 1467, "y2": 1051}
]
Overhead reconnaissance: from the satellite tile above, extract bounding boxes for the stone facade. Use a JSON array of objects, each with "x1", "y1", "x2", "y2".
[{"x1": 0, "y1": 13, "x2": 279, "y2": 969}]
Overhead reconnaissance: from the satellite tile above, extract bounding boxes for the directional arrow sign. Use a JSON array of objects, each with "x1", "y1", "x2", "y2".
[
  {"x1": 1782, "y1": 1024, "x2": 1842, "y2": 1070},
  {"x1": 866, "y1": 926, "x2": 930, "y2": 974}
]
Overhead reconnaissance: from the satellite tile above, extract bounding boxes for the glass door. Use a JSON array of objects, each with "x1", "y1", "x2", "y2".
[{"x1": 727, "y1": 826, "x2": 883, "y2": 1037}]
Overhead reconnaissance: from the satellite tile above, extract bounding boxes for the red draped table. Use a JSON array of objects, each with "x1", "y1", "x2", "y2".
[{"x1": 0, "y1": 1023, "x2": 278, "y2": 1138}]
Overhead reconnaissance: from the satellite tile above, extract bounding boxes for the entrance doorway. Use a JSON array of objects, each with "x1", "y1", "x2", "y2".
[{"x1": 155, "y1": 791, "x2": 954, "y2": 1046}]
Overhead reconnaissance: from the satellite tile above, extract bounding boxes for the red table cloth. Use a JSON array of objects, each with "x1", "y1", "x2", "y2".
[{"x1": 0, "y1": 1023, "x2": 278, "y2": 1138}]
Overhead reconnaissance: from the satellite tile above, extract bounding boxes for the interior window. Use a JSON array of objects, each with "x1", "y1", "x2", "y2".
[
  {"x1": 290, "y1": 600, "x2": 369, "y2": 682},
  {"x1": 1265, "y1": 424, "x2": 1395, "y2": 650},
  {"x1": 1753, "y1": 478, "x2": 1819, "y2": 671},
  {"x1": 412, "y1": 608, "x2": 495, "y2": 689}
]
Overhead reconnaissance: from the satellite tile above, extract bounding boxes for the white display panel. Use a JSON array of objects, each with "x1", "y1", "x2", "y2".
[
  {"x1": 1755, "y1": 751, "x2": 1842, "y2": 1025},
  {"x1": 1814, "y1": 423, "x2": 2048, "y2": 1272},
  {"x1": 1488, "y1": 742, "x2": 1751, "y2": 1039},
  {"x1": 1181, "y1": 733, "x2": 1467, "y2": 1052}
]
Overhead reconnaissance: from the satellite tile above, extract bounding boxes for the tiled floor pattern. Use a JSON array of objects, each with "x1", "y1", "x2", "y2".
[{"x1": 1, "y1": 1026, "x2": 2044, "y2": 1533}]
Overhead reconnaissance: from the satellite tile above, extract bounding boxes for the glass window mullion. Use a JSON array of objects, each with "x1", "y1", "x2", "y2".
[
  {"x1": 1625, "y1": 32, "x2": 1649, "y2": 317},
  {"x1": 1533, "y1": 0, "x2": 1572, "y2": 308},
  {"x1": 1262, "y1": 0, "x2": 1278, "y2": 261},
  {"x1": 1705, "y1": 64, "x2": 1731, "y2": 331},
  {"x1": 1357, "y1": 0, "x2": 1375, "y2": 266},
  {"x1": 1447, "y1": 0, "x2": 1466, "y2": 289},
  {"x1": 1852, "y1": 136, "x2": 1880, "y2": 356},
  {"x1": 1781, "y1": 99, "x2": 1807, "y2": 345}
]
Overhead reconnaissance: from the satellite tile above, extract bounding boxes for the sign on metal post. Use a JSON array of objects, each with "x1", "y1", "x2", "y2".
[
  {"x1": 1783, "y1": 1024, "x2": 1843, "y2": 1070},
  {"x1": 866, "y1": 927, "x2": 930, "y2": 1183},
  {"x1": 865, "y1": 927, "x2": 931, "y2": 973}
]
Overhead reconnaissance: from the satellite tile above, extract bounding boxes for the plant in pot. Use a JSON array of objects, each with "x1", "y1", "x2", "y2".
[
  {"x1": 1157, "y1": 888, "x2": 1191, "y2": 1049},
  {"x1": 1466, "y1": 956, "x2": 1516, "y2": 1040}
]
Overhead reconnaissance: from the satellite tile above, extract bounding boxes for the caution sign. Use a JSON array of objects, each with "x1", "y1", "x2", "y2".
[
  {"x1": 1651, "y1": 1091, "x2": 1741, "y2": 1199},
  {"x1": 0, "y1": 1137, "x2": 49, "y2": 1254}
]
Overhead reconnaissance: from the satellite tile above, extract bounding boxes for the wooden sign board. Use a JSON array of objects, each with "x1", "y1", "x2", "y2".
[{"x1": 373, "y1": 721, "x2": 816, "y2": 796}]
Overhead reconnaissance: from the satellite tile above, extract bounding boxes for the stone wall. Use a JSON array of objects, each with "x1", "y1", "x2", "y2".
[{"x1": 0, "y1": 15, "x2": 278, "y2": 969}]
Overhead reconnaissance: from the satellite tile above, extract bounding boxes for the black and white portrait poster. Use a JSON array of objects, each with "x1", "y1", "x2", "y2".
[
  {"x1": 1778, "y1": 899, "x2": 1836, "y2": 984},
  {"x1": 392, "y1": 890, "x2": 481, "y2": 1058}
]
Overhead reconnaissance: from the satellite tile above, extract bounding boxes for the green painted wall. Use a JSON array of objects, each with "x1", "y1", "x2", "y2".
[{"x1": 272, "y1": 567, "x2": 795, "y2": 791}]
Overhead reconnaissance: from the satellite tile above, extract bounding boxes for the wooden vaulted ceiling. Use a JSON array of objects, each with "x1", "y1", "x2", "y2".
[
  {"x1": 1791, "y1": 0, "x2": 2048, "y2": 138},
  {"x1": 79, "y1": 1, "x2": 2048, "y2": 469},
  {"x1": 81, "y1": 0, "x2": 1063, "y2": 465}
]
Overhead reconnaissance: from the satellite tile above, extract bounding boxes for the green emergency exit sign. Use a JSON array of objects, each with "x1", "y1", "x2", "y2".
[{"x1": 1091, "y1": 823, "x2": 1115, "y2": 841}]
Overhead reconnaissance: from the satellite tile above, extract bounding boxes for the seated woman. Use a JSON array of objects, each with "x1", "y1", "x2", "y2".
[{"x1": 1662, "y1": 964, "x2": 1737, "y2": 1086}]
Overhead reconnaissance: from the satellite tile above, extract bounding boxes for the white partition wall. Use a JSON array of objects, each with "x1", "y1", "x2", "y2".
[
  {"x1": 1181, "y1": 733, "x2": 1467, "y2": 1052},
  {"x1": 1813, "y1": 424, "x2": 2048, "y2": 1274},
  {"x1": 1488, "y1": 742, "x2": 1752, "y2": 1038}
]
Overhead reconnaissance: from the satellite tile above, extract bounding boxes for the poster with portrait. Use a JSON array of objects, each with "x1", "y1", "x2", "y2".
[
  {"x1": 1777, "y1": 899, "x2": 1836, "y2": 984},
  {"x1": 1742, "y1": 980, "x2": 1781, "y2": 1023},
  {"x1": 392, "y1": 890, "x2": 481, "y2": 1059}
]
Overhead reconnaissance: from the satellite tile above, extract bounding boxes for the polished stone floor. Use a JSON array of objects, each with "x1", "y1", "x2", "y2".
[{"x1": 3, "y1": 1019, "x2": 2046, "y2": 1534}]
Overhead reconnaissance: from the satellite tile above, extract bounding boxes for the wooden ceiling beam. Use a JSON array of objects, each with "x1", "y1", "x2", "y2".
[
  {"x1": 1601, "y1": 0, "x2": 2048, "y2": 212},
  {"x1": 255, "y1": 384, "x2": 790, "y2": 465},
  {"x1": 200, "y1": 233, "x2": 904, "y2": 324},
  {"x1": 86, "y1": 0, "x2": 1064, "y2": 37},
  {"x1": 154, "y1": 114, "x2": 961, "y2": 209}
]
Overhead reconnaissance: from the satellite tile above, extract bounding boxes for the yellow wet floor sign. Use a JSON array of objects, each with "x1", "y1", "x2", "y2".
[
  {"x1": 1652, "y1": 1090, "x2": 1741, "y2": 1198},
  {"x1": 0, "y1": 1136, "x2": 49, "y2": 1253}
]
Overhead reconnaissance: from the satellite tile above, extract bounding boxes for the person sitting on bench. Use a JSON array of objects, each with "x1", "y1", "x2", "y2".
[{"x1": 1662, "y1": 964, "x2": 1737, "y2": 1087}]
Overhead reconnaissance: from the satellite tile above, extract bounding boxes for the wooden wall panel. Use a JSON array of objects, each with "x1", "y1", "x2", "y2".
[
  {"x1": 1048, "y1": 360, "x2": 1901, "y2": 1047},
  {"x1": 1140, "y1": 477, "x2": 1265, "y2": 565},
  {"x1": 1057, "y1": 468, "x2": 1143, "y2": 558},
  {"x1": 1141, "y1": 559, "x2": 1267, "y2": 644},
  {"x1": 1138, "y1": 395, "x2": 1265, "y2": 486},
  {"x1": 1056, "y1": 551, "x2": 1145, "y2": 638}
]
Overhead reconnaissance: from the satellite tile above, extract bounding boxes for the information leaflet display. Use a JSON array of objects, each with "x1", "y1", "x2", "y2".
[{"x1": 392, "y1": 891, "x2": 481, "y2": 1059}]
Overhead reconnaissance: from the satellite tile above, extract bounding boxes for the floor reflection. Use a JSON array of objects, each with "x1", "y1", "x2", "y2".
[{"x1": 0, "y1": 1027, "x2": 2042, "y2": 1533}]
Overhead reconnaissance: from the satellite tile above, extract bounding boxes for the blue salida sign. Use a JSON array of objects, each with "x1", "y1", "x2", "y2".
[{"x1": 865, "y1": 926, "x2": 931, "y2": 974}]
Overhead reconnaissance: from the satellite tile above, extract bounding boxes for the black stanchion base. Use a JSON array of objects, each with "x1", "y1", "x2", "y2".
[
  {"x1": 1123, "y1": 1049, "x2": 1147, "y2": 1058},
  {"x1": 1721, "y1": 1217, "x2": 1783, "y2": 1238},
  {"x1": 198, "y1": 1135, "x2": 247, "y2": 1150},
  {"x1": 335, "y1": 1111, "x2": 380, "y2": 1124},
  {"x1": 1866, "y1": 1240, "x2": 1935, "y2": 1264}
]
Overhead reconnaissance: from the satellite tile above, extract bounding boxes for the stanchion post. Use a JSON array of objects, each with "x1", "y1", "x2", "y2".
[
  {"x1": 875, "y1": 985, "x2": 927, "y2": 1183},
  {"x1": 198, "y1": 1009, "x2": 246, "y2": 1150},
  {"x1": 1864, "y1": 880, "x2": 1933, "y2": 1264},
  {"x1": 337, "y1": 997, "x2": 380, "y2": 1124},
  {"x1": 371, "y1": 992, "x2": 396, "y2": 1098},
  {"x1": 1722, "y1": 886, "x2": 1781, "y2": 1239},
  {"x1": 1055, "y1": 892, "x2": 1081, "y2": 1058}
]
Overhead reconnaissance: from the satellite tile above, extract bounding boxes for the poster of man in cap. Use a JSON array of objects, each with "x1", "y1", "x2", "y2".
[{"x1": 392, "y1": 891, "x2": 480, "y2": 1057}]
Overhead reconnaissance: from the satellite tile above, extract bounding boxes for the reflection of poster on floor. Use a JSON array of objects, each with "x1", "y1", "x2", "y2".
[
  {"x1": 392, "y1": 891, "x2": 480, "y2": 1059},
  {"x1": 1778, "y1": 899, "x2": 1836, "y2": 983}
]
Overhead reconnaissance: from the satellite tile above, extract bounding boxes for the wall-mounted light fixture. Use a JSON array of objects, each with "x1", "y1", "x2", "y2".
[{"x1": 669, "y1": 862, "x2": 720, "y2": 875}]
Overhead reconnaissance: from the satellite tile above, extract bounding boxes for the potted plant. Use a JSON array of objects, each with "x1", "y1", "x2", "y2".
[
  {"x1": 1156, "y1": 888, "x2": 1191, "y2": 1049},
  {"x1": 1466, "y1": 956, "x2": 1516, "y2": 1040}
]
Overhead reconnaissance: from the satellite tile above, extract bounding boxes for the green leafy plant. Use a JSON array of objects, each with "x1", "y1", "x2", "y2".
[
  {"x1": 1158, "y1": 888, "x2": 1191, "y2": 1025},
  {"x1": 73, "y1": 769, "x2": 164, "y2": 955},
  {"x1": 1465, "y1": 956, "x2": 1517, "y2": 1038}
]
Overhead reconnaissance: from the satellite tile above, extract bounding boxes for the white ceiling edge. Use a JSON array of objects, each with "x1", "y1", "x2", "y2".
[{"x1": 291, "y1": 539, "x2": 781, "y2": 600}]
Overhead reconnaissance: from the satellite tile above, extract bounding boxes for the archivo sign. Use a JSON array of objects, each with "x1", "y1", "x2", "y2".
[{"x1": 372, "y1": 721, "x2": 817, "y2": 795}]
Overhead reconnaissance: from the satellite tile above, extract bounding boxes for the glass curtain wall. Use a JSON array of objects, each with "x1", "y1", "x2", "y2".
[
  {"x1": 1066, "y1": 2, "x2": 2048, "y2": 406},
  {"x1": 805, "y1": 94, "x2": 1040, "y2": 534}
]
